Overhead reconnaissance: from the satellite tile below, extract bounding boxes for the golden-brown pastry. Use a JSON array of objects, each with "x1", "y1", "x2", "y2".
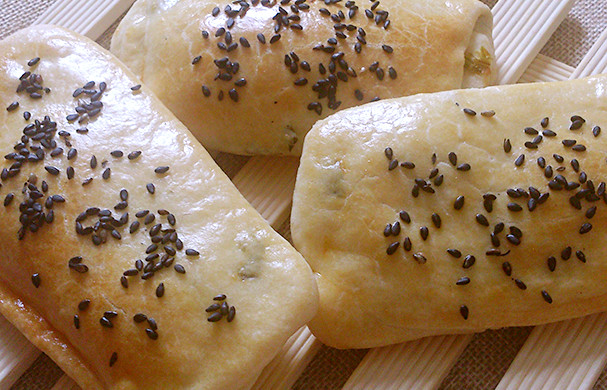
[
  {"x1": 0, "y1": 26, "x2": 317, "y2": 389},
  {"x1": 292, "y1": 75, "x2": 607, "y2": 349},
  {"x1": 110, "y1": 0, "x2": 495, "y2": 155}
]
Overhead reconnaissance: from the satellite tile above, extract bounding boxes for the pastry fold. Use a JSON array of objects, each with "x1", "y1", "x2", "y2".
[
  {"x1": 292, "y1": 75, "x2": 607, "y2": 349},
  {"x1": 0, "y1": 26, "x2": 317, "y2": 389},
  {"x1": 111, "y1": 0, "x2": 495, "y2": 155}
]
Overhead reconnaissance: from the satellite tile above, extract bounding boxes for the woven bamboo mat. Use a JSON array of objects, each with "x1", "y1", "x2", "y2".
[{"x1": 2, "y1": 0, "x2": 607, "y2": 389}]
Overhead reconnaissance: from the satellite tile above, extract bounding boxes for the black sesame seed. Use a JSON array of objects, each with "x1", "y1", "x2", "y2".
[
  {"x1": 447, "y1": 249, "x2": 461, "y2": 258},
  {"x1": 133, "y1": 313, "x2": 147, "y2": 323},
  {"x1": 384, "y1": 147, "x2": 393, "y2": 160},
  {"x1": 507, "y1": 203, "x2": 522, "y2": 212},
  {"x1": 143, "y1": 183, "x2": 155, "y2": 194},
  {"x1": 386, "y1": 241, "x2": 399, "y2": 255},
  {"x1": 109, "y1": 352, "x2": 118, "y2": 367},
  {"x1": 185, "y1": 249, "x2": 199, "y2": 256},
  {"x1": 475, "y1": 214, "x2": 489, "y2": 226},
  {"x1": 572, "y1": 144, "x2": 586, "y2": 152},
  {"x1": 493, "y1": 223, "x2": 505, "y2": 234},
  {"x1": 576, "y1": 250, "x2": 586, "y2": 263},
  {"x1": 523, "y1": 127, "x2": 538, "y2": 135},
  {"x1": 448, "y1": 152, "x2": 457, "y2": 166},
  {"x1": 174, "y1": 264, "x2": 186, "y2": 274},
  {"x1": 570, "y1": 119, "x2": 584, "y2": 130},
  {"x1": 569, "y1": 196, "x2": 582, "y2": 210},
  {"x1": 459, "y1": 305, "x2": 469, "y2": 320},
  {"x1": 388, "y1": 67, "x2": 397, "y2": 79},
  {"x1": 129, "y1": 221, "x2": 140, "y2": 234},
  {"x1": 102, "y1": 168, "x2": 111, "y2": 180},
  {"x1": 381, "y1": 44, "x2": 393, "y2": 53},
  {"x1": 456, "y1": 276, "x2": 470, "y2": 285},
  {"x1": 491, "y1": 233, "x2": 500, "y2": 247},
  {"x1": 547, "y1": 256, "x2": 556, "y2": 272},
  {"x1": 402, "y1": 237, "x2": 412, "y2": 252},
  {"x1": 100, "y1": 316, "x2": 113, "y2": 328},
  {"x1": 45, "y1": 166, "x2": 60, "y2": 175},
  {"x1": 562, "y1": 139, "x2": 576, "y2": 147},
  {"x1": 540, "y1": 117, "x2": 549, "y2": 128},
  {"x1": 420, "y1": 226, "x2": 428, "y2": 241},
  {"x1": 156, "y1": 283, "x2": 165, "y2": 298},
  {"x1": 431, "y1": 213, "x2": 441, "y2": 228},
  {"x1": 561, "y1": 246, "x2": 572, "y2": 260},
  {"x1": 456, "y1": 163, "x2": 471, "y2": 171},
  {"x1": 463, "y1": 108, "x2": 476, "y2": 116},
  {"x1": 399, "y1": 211, "x2": 411, "y2": 223},
  {"x1": 509, "y1": 226, "x2": 522, "y2": 239},
  {"x1": 454, "y1": 196, "x2": 465, "y2": 210},
  {"x1": 401, "y1": 161, "x2": 415, "y2": 169},
  {"x1": 514, "y1": 154, "x2": 525, "y2": 167},
  {"x1": 543, "y1": 129, "x2": 556, "y2": 137},
  {"x1": 462, "y1": 255, "x2": 475, "y2": 269},
  {"x1": 130, "y1": 84, "x2": 141, "y2": 91},
  {"x1": 514, "y1": 279, "x2": 527, "y2": 290},
  {"x1": 593, "y1": 126, "x2": 601, "y2": 137},
  {"x1": 579, "y1": 223, "x2": 592, "y2": 234},
  {"x1": 541, "y1": 290, "x2": 553, "y2": 304},
  {"x1": 412, "y1": 253, "x2": 427, "y2": 264},
  {"x1": 207, "y1": 312, "x2": 223, "y2": 322},
  {"x1": 505, "y1": 234, "x2": 520, "y2": 246},
  {"x1": 498, "y1": 262, "x2": 511, "y2": 277},
  {"x1": 31, "y1": 273, "x2": 41, "y2": 288},
  {"x1": 7, "y1": 101, "x2": 19, "y2": 111},
  {"x1": 28, "y1": 57, "x2": 40, "y2": 66},
  {"x1": 4, "y1": 193, "x2": 14, "y2": 207},
  {"x1": 155, "y1": 166, "x2": 169, "y2": 174},
  {"x1": 503, "y1": 139, "x2": 512, "y2": 153}
]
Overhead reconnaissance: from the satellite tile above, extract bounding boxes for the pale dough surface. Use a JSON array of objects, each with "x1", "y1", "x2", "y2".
[
  {"x1": 0, "y1": 26, "x2": 317, "y2": 389},
  {"x1": 292, "y1": 74, "x2": 607, "y2": 349},
  {"x1": 111, "y1": 0, "x2": 495, "y2": 155}
]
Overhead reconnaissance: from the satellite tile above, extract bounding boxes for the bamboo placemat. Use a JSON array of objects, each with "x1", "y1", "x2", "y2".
[{"x1": 2, "y1": 0, "x2": 607, "y2": 389}]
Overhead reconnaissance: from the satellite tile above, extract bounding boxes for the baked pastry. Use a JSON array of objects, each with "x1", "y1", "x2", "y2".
[
  {"x1": 0, "y1": 26, "x2": 318, "y2": 389},
  {"x1": 292, "y1": 75, "x2": 607, "y2": 349},
  {"x1": 110, "y1": 0, "x2": 495, "y2": 155}
]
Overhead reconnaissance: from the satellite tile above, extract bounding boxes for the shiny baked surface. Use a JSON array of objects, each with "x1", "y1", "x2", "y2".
[
  {"x1": 292, "y1": 75, "x2": 607, "y2": 349},
  {"x1": 111, "y1": 0, "x2": 494, "y2": 155},
  {"x1": 0, "y1": 25, "x2": 317, "y2": 389}
]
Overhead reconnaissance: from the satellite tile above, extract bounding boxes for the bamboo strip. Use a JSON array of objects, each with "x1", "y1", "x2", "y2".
[
  {"x1": 0, "y1": 315, "x2": 40, "y2": 388},
  {"x1": 231, "y1": 156, "x2": 300, "y2": 228},
  {"x1": 496, "y1": 32, "x2": 607, "y2": 390},
  {"x1": 493, "y1": 0, "x2": 575, "y2": 84},
  {"x1": 518, "y1": 54, "x2": 575, "y2": 84},
  {"x1": 570, "y1": 28, "x2": 607, "y2": 79},
  {"x1": 252, "y1": 326, "x2": 322, "y2": 390},
  {"x1": 51, "y1": 374, "x2": 79, "y2": 390},
  {"x1": 344, "y1": 335, "x2": 473, "y2": 390},
  {"x1": 35, "y1": 0, "x2": 136, "y2": 40},
  {"x1": 0, "y1": 1, "x2": 578, "y2": 389}
]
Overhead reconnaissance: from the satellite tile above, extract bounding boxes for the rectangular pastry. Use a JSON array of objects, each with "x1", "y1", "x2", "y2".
[
  {"x1": 0, "y1": 26, "x2": 317, "y2": 389},
  {"x1": 111, "y1": 0, "x2": 495, "y2": 155},
  {"x1": 292, "y1": 75, "x2": 607, "y2": 349}
]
